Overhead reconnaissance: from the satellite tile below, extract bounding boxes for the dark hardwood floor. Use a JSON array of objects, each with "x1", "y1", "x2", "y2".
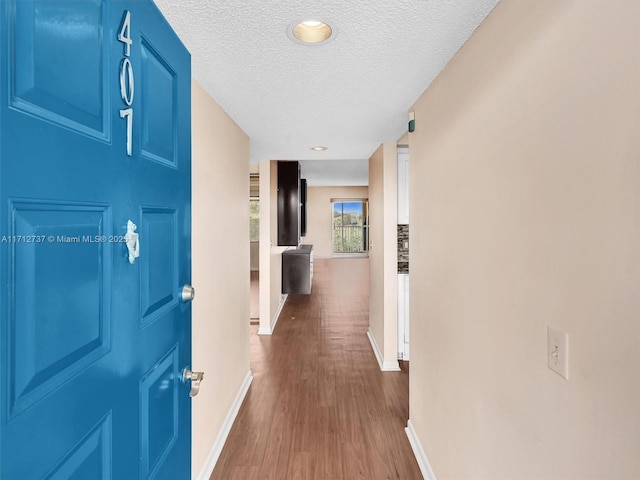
[{"x1": 211, "y1": 258, "x2": 422, "y2": 479}]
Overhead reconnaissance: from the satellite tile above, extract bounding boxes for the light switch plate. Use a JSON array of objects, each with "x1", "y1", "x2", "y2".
[{"x1": 548, "y1": 327, "x2": 569, "y2": 380}]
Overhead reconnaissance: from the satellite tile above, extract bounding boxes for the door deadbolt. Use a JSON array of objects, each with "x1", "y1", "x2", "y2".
[{"x1": 181, "y1": 284, "x2": 195, "y2": 303}]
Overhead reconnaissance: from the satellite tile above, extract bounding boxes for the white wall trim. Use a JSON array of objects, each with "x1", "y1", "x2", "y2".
[
  {"x1": 405, "y1": 419, "x2": 436, "y2": 480},
  {"x1": 258, "y1": 293, "x2": 287, "y2": 335},
  {"x1": 367, "y1": 328, "x2": 401, "y2": 371},
  {"x1": 195, "y1": 371, "x2": 253, "y2": 480}
]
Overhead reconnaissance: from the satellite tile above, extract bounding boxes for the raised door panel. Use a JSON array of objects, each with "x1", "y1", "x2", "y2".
[
  {"x1": 10, "y1": 0, "x2": 109, "y2": 139},
  {"x1": 140, "y1": 38, "x2": 177, "y2": 167},
  {"x1": 8, "y1": 201, "x2": 111, "y2": 417},
  {"x1": 0, "y1": 1, "x2": 192, "y2": 478}
]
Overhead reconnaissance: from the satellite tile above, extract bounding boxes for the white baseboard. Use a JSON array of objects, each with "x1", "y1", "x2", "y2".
[
  {"x1": 195, "y1": 371, "x2": 253, "y2": 480},
  {"x1": 367, "y1": 328, "x2": 401, "y2": 371},
  {"x1": 258, "y1": 294, "x2": 288, "y2": 335},
  {"x1": 405, "y1": 419, "x2": 436, "y2": 480}
]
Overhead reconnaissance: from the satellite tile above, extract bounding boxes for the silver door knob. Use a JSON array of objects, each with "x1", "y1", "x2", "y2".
[
  {"x1": 182, "y1": 368, "x2": 204, "y2": 397},
  {"x1": 181, "y1": 284, "x2": 195, "y2": 303}
]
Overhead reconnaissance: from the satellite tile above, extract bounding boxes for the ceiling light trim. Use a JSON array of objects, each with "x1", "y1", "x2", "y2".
[{"x1": 287, "y1": 18, "x2": 337, "y2": 46}]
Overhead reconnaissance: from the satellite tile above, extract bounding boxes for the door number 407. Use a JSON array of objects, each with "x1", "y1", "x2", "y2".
[{"x1": 118, "y1": 11, "x2": 134, "y2": 156}]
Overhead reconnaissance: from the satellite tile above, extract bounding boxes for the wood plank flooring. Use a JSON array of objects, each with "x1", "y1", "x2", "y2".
[{"x1": 211, "y1": 258, "x2": 422, "y2": 479}]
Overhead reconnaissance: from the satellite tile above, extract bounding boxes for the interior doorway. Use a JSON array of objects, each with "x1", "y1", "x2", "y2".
[{"x1": 249, "y1": 174, "x2": 260, "y2": 322}]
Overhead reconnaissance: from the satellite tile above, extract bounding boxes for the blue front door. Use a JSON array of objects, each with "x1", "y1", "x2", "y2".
[{"x1": 0, "y1": 1, "x2": 192, "y2": 478}]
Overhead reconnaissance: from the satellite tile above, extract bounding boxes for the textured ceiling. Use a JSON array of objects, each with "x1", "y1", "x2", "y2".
[
  {"x1": 299, "y1": 160, "x2": 369, "y2": 187},
  {"x1": 154, "y1": 0, "x2": 499, "y2": 185}
]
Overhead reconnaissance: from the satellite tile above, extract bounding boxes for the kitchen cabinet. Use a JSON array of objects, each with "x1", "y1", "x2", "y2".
[
  {"x1": 282, "y1": 244, "x2": 313, "y2": 294},
  {"x1": 277, "y1": 160, "x2": 300, "y2": 246}
]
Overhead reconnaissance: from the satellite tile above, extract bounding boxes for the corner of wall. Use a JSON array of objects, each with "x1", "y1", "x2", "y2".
[
  {"x1": 258, "y1": 293, "x2": 287, "y2": 335},
  {"x1": 368, "y1": 142, "x2": 400, "y2": 372},
  {"x1": 382, "y1": 142, "x2": 399, "y2": 366},
  {"x1": 195, "y1": 371, "x2": 253, "y2": 480},
  {"x1": 367, "y1": 328, "x2": 401, "y2": 372},
  {"x1": 191, "y1": 80, "x2": 251, "y2": 477},
  {"x1": 405, "y1": 420, "x2": 437, "y2": 480}
]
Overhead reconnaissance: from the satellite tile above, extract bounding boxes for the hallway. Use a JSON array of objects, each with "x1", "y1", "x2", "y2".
[{"x1": 211, "y1": 258, "x2": 422, "y2": 479}]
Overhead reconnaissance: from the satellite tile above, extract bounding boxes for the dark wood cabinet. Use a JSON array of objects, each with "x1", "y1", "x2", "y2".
[
  {"x1": 277, "y1": 161, "x2": 300, "y2": 246},
  {"x1": 282, "y1": 244, "x2": 313, "y2": 294},
  {"x1": 300, "y1": 178, "x2": 307, "y2": 237}
]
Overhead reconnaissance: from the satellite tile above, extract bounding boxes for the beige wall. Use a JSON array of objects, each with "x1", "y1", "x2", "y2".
[
  {"x1": 303, "y1": 186, "x2": 369, "y2": 258},
  {"x1": 258, "y1": 160, "x2": 287, "y2": 334},
  {"x1": 368, "y1": 142, "x2": 400, "y2": 370},
  {"x1": 191, "y1": 80, "x2": 251, "y2": 476},
  {"x1": 408, "y1": 1, "x2": 640, "y2": 478},
  {"x1": 369, "y1": 146, "x2": 384, "y2": 358}
]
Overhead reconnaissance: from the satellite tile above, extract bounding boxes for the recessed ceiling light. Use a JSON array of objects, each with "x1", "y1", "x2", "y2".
[
  {"x1": 311, "y1": 146, "x2": 328, "y2": 151},
  {"x1": 290, "y1": 20, "x2": 333, "y2": 44}
]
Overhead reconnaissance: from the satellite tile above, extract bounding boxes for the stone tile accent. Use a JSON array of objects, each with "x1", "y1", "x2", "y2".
[{"x1": 397, "y1": 224, "x2": 409, "y2": 274}]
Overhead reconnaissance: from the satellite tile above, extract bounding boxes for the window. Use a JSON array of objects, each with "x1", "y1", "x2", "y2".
[
  {"x1": 249, "y1": 199, "x2": 259, "y2": 242},
  {"x1": 332, "y1": 200, "x2": 368, "y2": 254},
  {"x1": 249, "y1": 173, "x2": 259, "y2": 242}
]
